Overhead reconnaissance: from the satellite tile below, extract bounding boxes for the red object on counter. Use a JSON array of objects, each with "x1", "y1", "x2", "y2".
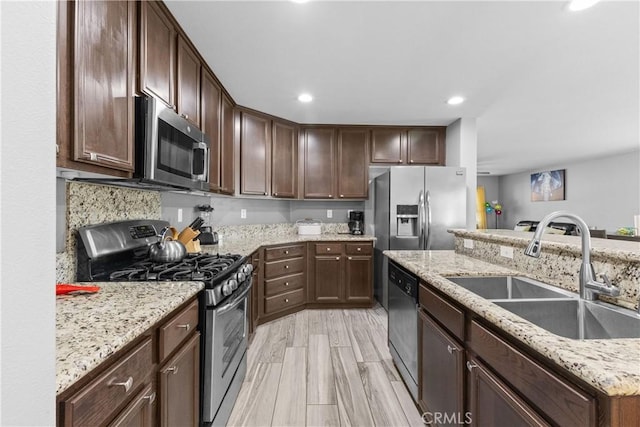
[{"x1": 56, "y1": 284, "x2": 101, "y2": 295}]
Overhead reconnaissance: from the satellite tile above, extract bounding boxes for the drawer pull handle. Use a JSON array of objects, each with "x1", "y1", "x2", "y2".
[
  {"x1": 177, "y1": 323, "x2": 190, "y2": 332},
  {"x1": 144, "y1": 391, "x2": 156, "y2": 405},
  {"x1": 285, "y1": 298, "x2": 289, "y2": 303},
  {"x1": 466, "y1": 361, "x2": 478, "y2": 372},
  {"x1": 164, "y1": 366, "x2": 179, "y2": 375},
  {"x1": 336, "y1": 257, "x2": 340, "y2": 260},
  {"x1": 285, "y1": 282, "x2": 289, "y2": 286},
  {"x1": 357, "y1": 247, "x2": 362, "y2": 251},
  {"x1": 447, "y1": 345, "x2": 458, "y2": 354},
  {"x1": 284, "y1": 265, "x2": 289, "y2": 269},
  {"x1": 109, "y1": 376, "x2": 133, "y2": 393},
  {"x1": 284, "y1": 250, "x2": 289, "y2": 254}
]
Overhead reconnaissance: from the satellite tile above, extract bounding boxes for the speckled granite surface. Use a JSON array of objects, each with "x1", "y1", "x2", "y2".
[
  {"x1": 56, "y1": 281, "x2": 203, "y2": 395},
  {"x1": 451, "y1": 229, "x2": 640, "y2": 311},
  {"x1": 214, "y1": 222, "x2": 350, "y2": 240},
  {"x1": 385, "y1": 250, "x2": 640, "y2": 396}
]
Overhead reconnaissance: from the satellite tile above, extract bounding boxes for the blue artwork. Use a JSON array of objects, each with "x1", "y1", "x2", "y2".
[{"x1": 531, "y1": 169, "x2": 565, "y2": 201}]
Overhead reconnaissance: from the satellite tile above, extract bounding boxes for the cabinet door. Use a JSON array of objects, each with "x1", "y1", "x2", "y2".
[
  {"x1": 201, "y1": 70, "x2": 222, "y2": 191},
  {"x1": 467, "y1": 357, "x2": 549, "y2": 427},
  {"x1": 159, "y1": 333, "x2": 200, "y2": 427},
  {"x1": 73, "y1": 0, "x2": 134, "y2": 172},
  {"x1": 240, "y1": 112, "x2": 271, "y2": 195},
  {"x1": 418, "y1": 310, "x2": 464, "y2": 417},
  {"x1": 312, "y1": 255, "x2": 343, "y2": 303},
  {"x1": 219, "y1": 94, "x2": 235, "y2": 194},
  {"x1": 344, "y1": 255, "x2": 372, "y2": 304},
  {"x1": 108, "y1": 383, "x2": 155, "y2": 427},
  {"x1": 337, "y1": 129, "x2": 369, "y2": 199},
  {"x1": 176, "y1": 35, "x2": 200, "y2": 126},
  {"x1": 370, "y1": 128, "x2": 405, "y2": 164},
  {"x1": 139, "y1": 1, "x2": 175, "y2": 108},
  {"x1": 271, "y1": 121, "x2": 298, "y2": 198},
  {"x1": 407, "y1": 128, "x2": 445, "y2": 165},
  {"x1": 304, "y1": 128, "x2": 336, "y2": 198}
]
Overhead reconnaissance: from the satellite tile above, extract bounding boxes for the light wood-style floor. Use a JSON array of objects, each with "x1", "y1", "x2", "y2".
[{"x1": 228, "y1": 305, "x2": 424, "y2": 426}]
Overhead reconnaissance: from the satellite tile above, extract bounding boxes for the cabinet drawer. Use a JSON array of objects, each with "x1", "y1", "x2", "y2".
[
  {"x1": 265, "y1": 244, "x2": 305, "y2": 261},
  {"x1": 314, "y1": 243, "x2": 343, "y2": 254},
  {"x1": 264, "y1": 257, "x2": 304, "y2": 278},
  {"x1": 419, "y1": 284, "x2": 464, "y2": 341},
  {"x1": 64, "y1": 337, "x2": 154, "y2": 427},
  {"x1": 159, "y1": 299, "x2": 199, "y2": 361},
  {"x1": 265, "y1": 273, "x2": 305, "y2": 296},
  {"x1": 468, "y1": 320, "x2": 596, "y2": 427},
  {"x1": 265, "y1": 288, "x2": 305, "y2": 315},
  {"x1": 345, "y1": 242, "x2": 372, "y2": 255}
]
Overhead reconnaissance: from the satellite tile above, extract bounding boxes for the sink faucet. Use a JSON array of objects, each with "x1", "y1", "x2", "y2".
[{"x1": 524, "y1": 211, "x2": 620, "y2": 301}]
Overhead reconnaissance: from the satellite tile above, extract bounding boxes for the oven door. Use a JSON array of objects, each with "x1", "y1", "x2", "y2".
[{"x1": 202, "y1": 281, "x2": 250, "y2": 423}]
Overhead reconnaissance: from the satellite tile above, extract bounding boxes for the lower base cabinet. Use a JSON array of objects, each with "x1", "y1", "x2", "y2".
[{"x1": 108, "y1": 383, "x2": 156, "y2": 427}]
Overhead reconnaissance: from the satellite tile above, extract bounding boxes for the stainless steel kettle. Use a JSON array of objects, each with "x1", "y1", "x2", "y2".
[{"x1": 149, "y1": 227, "x2": 187, "y2": 263}]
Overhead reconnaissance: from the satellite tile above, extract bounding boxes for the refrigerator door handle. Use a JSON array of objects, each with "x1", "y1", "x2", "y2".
[
  {"x1": 418, "y1": 190, "x2": 425, "y2": 249},
  {"x1": 425, "y1": 190, "x2": 432, "y2": 250}
]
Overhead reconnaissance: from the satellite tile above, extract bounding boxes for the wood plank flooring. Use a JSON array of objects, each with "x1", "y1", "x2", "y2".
[{"x1": 228, "y1": 306, "x2": 423, "y2": 426}]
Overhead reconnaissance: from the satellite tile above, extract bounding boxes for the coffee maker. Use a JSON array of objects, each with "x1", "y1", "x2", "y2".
[{"x1": 348, "y1": 211, "x2": 364, "y2": 235}]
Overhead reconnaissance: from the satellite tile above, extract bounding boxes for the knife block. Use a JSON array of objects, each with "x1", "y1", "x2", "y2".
[
  {"x1": 177, "y1": 227, "x2": 199, "y2": 245},
  {"x1": 184, "y1": 239, "x2": 201, "y2": 254}
]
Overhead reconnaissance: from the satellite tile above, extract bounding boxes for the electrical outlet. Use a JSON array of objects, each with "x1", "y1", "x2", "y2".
[
  {"x1": 240, "y1": 209, "x2": 247, "y2": 219},
  {"x1": 327, "y1": 209, "x2": 333, "y2": 218},
  {"x1": 464, "y1": 239, "x2": 474, "y2": 249},
  {"x1": 177, "y1": 209, "x2": 183, "y2": 223},
  {"x1": 500, "y1": 245, "x2": 514, "y2": 259},
  {"x1": 347, "y1": 209, "x2": 353, "y2": 219}
]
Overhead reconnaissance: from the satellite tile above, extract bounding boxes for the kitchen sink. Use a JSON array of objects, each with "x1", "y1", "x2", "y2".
[
  {"x1": 446, "y1": 276, "x2": 576, "y2": 300},
  {"x1": 493, "y1": 299, "x2": 640, "y2": 340}
]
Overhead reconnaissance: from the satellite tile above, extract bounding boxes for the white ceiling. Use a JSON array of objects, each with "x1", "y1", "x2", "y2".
[{"x1": 165, "y1": 1, "x2": 639, "y2": 175}]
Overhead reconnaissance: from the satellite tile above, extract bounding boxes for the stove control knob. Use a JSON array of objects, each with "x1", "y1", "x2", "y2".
[
  {"x1": 222, "y1": 279, "x2": 237, "y2": 296},
  {"x1": 234, "y1": 272, "x2": 246, "y2": 282},
  {"x1": 242, "y1": 264, "x2": 254, "y2": 275},
  {"x1": 228, "y1": 278, "x2": 238, "y2": 291}
]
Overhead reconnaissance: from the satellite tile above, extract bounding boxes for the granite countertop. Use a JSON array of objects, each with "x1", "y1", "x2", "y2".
[
  {"x1": 202, "y1": 233, "x2": 376, "y2": 257},
  {"x1": 385, "y1": 250, "x2": 640, "y2": 397},
  {"x1": 450, "y1": 229, "x2": 640, "y2": 262},
  {"x1": 56, "y1": 281, "x2": 203, "y2": 395}
]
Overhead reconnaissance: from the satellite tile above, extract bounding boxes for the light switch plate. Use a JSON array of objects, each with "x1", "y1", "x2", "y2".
[
  {"x1": 464, "y1": 239, "x2": 474, "y2": 249},
  {"x1": 500, "y1": 245, "x2": 514, "y2": 259},
  {"x1": 240, "y1": 209, "x2": 247, "y2": 219},
  {"x1": 177, "y1": 209, "x2": 183, "y2": 223},
  {"x1": 327, "y1": 209, "x2": 333, "y2": 218}
]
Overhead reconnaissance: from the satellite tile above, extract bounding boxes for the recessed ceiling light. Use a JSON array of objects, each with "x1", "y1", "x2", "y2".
[
  {"x1": 567, "y1": 0, "x2": 600, "y2": 11},
  {"x1": 298, "y1": 93, "x2": 313, "y2": 103},
  {"x1": 447, "y1": 96, "x2": 465, "y2": 105}
]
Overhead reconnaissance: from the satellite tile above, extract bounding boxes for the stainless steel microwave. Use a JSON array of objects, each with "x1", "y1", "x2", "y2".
[{"x1": 135, "y1": 96, "x2": 209, "y2": 191}]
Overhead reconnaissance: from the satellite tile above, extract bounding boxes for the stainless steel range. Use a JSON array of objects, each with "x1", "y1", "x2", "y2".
[{"x1": 76, "y1": 219, "x2": 252, "y2": 427}]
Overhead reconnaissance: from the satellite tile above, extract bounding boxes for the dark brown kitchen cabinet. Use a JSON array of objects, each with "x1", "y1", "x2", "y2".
[
  {"x1": 466, "y1": 356, "x2": 549, "y2": 427},
  {"x1": 418, "y1": 309, "x2": 464, "y2": 418},
  {"x1": 271, "y1": 121, "x2": 298, "y2": 198},
  {"x1": 108, "y1": 383, "x2": 156, "y2": 427},
  {"x1": 176, "y1": 35, "x2": 201, "y2": 127},
  {"x1": 407, "y1": 128, "x2": 445, "y2": 165},
  {"x1": 240, "y1": 112, "x2": 271, "y2": 196},
  {"x1": 337, "y1": 128, "x2": 369, "y2": 199},
  {"x1": 303, "y1": 128, "x2": 337, "y2": 198},
  {"x1": 158, "y1": 332, "x2": 200, "y2": 427},
  {"x1": 370, "y1": 128, "x2": 405, "y2": 164},
  {"x1": 249, "y1": 250, "x2": 262, "y2": 338},
  {"x1": 201, "y1": 69, "x2": 222, "y2": 191},
  {"x1": 219, "y1": 94, "x2": 235, "y2": 195},
  {"x1": 260, "y1": 244, "x2": 306, "y2": 322},
  {"x1": 70, "y1": 0, "x2": 135, "y2": 173},
  {"x1": 309, "y1": 242, "x2": 373, "y2": 306},
  {"x1": 139, "y1": 0, "x2": 175, "y2": 108}
]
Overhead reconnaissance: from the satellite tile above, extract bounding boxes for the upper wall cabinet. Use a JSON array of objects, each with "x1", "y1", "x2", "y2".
[
  {"x1": 303, "y1": 128, "x2": 337, "y2": 199},
  {"x1": 60, "y1": 0, "x2": 135, "y2": 175},
  {"x1": 219, "y1": 94, "x2": 235, "y2": 195},
  {"x1": 139, "y1": 0, "x2": 175, "y2": 108},
  {"x1": 337, "y1": 128, "x2": 369, "y2": 199},
  {"x1": 176, "y1": 36, "x2": 201, "y2": 127},
  {"x1": 201, "y1": 69, "x2": 222, "y2": 192},
  {"x1": 370, "y1": 127, "x2": 446, "y2": 165},
  {"x1": 271, "y1": 121, "x2": 298, "y2": 198},
  {"x1": 240, "y1": 111, "x2": 271, "y2": 196}
]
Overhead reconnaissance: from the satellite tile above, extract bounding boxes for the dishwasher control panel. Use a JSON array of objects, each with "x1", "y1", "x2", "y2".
[{"x1": 388, "y1": 261, "x2": 418, "y2": 300}]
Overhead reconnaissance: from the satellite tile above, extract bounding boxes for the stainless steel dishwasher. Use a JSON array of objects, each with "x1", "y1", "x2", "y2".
[{"x1": 387, "y1": 260, "x2": 419, "y2": 399}]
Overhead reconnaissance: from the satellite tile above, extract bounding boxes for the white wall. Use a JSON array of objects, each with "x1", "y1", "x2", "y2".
[
  {"x1": 446, "y1": 118, "x2": 478, "y2": 230},
  {"x1": 1, "y1": 1, "x2": 57, "y2": 424},
  {"x1": 499, "y1": 150, "x2": 640, "y2": 232}
]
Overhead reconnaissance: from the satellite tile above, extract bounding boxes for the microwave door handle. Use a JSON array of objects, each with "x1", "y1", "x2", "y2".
[{"x1": 192, "y1": 141, "x2": 208, "y2": 179}]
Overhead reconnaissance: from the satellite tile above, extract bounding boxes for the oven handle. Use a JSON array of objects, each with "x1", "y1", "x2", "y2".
[{"x1": 214, "y1": 281, "x2": 251, "y2": 315}]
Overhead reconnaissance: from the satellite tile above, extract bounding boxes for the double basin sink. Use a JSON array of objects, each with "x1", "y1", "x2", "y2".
[{"x1": 445, "y1": 276, "x2": 640, "y2": 340}]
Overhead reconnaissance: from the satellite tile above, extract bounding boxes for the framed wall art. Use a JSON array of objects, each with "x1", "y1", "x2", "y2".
[{"x1": 531, "y1": 169, "x2": 565, "y2": 201}]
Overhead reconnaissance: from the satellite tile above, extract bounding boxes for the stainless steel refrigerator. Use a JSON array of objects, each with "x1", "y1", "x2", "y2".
[{"x1": 374, "y1": 166, "x2": 467, "y2": 308}]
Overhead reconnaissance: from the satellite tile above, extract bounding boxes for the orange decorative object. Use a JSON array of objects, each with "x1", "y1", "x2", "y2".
[{"x1": 56, "y1": 284, "x2": 101, "y2": 295}]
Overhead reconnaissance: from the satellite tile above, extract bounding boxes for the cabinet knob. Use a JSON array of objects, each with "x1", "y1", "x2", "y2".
[
  {"x1": 284, "y1": 282, "x2": 289, "y2": 286},
  {"x1": 326, "y1": 247, "x2": 331, "y2": 251},
  {"x1": 177, "y1": 323, "x2": 190, "y2": 332},
  {"x1": 180, "y1": 113, "x2": 189, "y2": 120},
  {"x1": 466, "y1": 361, "x2": 478, "y2": 372},
  {"x1": 274, "y1": 192, "x2": 278, "y2": 196},
  {"x1": 340, "y1": 195, "x2": 344, "y2": 198},
  {"x1": 398, "y1": 160, "x2": 402, "y2": 163},
  {"x1": 447, "y1": 345, "x2": 458, "y2": 354},
  {"x1": 348, "y1": 256, "x2": 353, "y2": 260},
  {"x1": 329, "y1": 194, "x2": 332, "y2": 198},
  {"x1": 264, "y1": 192, "x2": 268, "y2": 195},
  {"x1": 143, "y1": 391, "x2": 156, "y2": 405},
  {"x1": 285, "y1": 298, "x2": 289, "y2": 303},
  {"x1": 89, "y1": 152, "x2": 98, "y2": 161},
  {"x1": 284, "y1": 265, "x2": 289, "y2": 269},
  {"x1": 109, "y1": 376, "x2": 133, "y2": 393},
  {"x1": 284, "y1": 250, "x2": 289, "y2": 254},
  {"x1": 336, "y1": 257, "x2": 340, "y2": 260},
  {"x1": 357, "y1": 247, "x2": 362, "y2": 251},
  {"x1": 164, "y1": 366, "x2": 179, "y2": 375}
]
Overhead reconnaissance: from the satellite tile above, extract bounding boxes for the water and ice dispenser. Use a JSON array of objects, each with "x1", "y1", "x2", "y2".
[{"x1": 396, "y1": 205, "x2": 419, "y2": 236}]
